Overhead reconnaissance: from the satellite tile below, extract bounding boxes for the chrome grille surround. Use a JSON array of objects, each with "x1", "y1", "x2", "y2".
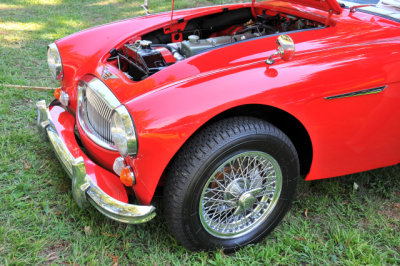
[{"x1": 77, "y1": 77, "x2": 120, "y2": 151}]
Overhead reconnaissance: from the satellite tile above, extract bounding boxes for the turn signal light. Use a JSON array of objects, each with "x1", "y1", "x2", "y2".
[
  {"x1": 113, "y1": 157, "x2": 125, "y2": 176},
  {"x1": 54, "y1": 88, "x2": 70, "y2": 106},
  {"x1": 120, "y1": 166, "x2": 135, "y2": 187},
  {"x1": 54, "y1": 88, "x2": 62, "y2": 100}
]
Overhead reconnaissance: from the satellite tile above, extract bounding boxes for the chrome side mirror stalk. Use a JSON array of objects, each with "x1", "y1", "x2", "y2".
[
  {"x1": 266, "y1": 51, "x2": 280, "y2": 65},
  {"x1": 266, "y1": 35, "x2": 295, "y2": 65}
]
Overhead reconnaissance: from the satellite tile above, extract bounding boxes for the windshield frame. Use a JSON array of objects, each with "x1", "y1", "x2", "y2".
[{"x1": 338, "y1": 0, "x2": 400, "y2": 22}]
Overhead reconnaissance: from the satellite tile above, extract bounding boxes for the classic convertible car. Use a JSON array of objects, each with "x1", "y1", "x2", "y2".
[{"x1": 37, "y1": 0, "x2": 400, "y2": 250}]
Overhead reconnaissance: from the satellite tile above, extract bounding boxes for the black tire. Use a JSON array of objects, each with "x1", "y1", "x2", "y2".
[{"x1": 163, "y1": 117, "x2": 299, "y2": 251}]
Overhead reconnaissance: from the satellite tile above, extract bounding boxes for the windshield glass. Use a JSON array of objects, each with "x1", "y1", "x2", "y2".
[
  {"x1": 338, "y1": 0, "x2": 400, "y2": 19},
  {"x1": 147, "y1": 0, "x2": 249, "y2": 11}
]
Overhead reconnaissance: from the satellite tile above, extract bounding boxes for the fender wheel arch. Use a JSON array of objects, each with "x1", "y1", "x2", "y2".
[{"x1": 160, "y1": 104, "x2": 312, "y2": 187}]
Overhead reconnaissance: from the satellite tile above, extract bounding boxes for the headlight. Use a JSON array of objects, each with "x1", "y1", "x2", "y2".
[
  {"x1": 47, "y1": 43, "x2": 63, "y2": 79},
  {"x1": 111, "y1": 105, "x2": 138, "y2": 157}
]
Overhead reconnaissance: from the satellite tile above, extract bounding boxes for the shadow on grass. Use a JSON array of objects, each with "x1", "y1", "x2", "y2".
[{"x1": 300, "y1": 164, "x2": 400, "y2": 199}]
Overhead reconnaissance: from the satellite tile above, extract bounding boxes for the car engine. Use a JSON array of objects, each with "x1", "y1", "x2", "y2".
[{"x1": 108, "y1": 10, "x2": 323, "y2": 81}]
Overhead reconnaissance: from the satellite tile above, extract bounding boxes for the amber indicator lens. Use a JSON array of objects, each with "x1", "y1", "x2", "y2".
[
  {"x1": 120, "y1": 166, "x2": 134, "y2": 187},
  {"x1": 54, "y1": 88, "x2": 62, "y2": 100}
]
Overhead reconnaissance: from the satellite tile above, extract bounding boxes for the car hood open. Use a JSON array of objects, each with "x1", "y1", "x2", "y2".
[
  {"x1": 273, "y1": 0, "x2": 343, "y2": 14},
  {"x1": 169, "y1": 0, "x2": 342, "y2": 17}
]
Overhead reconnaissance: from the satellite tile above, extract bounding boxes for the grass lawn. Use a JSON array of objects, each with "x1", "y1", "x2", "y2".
[{"x1": 1, "y1": 0, "x2": 399, "y2": 264}]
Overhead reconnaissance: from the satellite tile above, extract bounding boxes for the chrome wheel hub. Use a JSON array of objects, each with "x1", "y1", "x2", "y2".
[
  {"x1": 237, "y1": 192, "x2": 256, "y2": 213},
  {"x1": 224, "y1": 178, "x2": 247, "y2": 205},
  {"x1": 199, "y1": 151, "x2": 283, "y2": 238}
]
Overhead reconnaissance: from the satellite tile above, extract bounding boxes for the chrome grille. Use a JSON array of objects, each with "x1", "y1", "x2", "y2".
[
  {"x1": 84, "y1": 87, "x2": 113, "y2": 145},
  {"x1": 77, "y1": 77, "x2": 120, "y2": 151}
]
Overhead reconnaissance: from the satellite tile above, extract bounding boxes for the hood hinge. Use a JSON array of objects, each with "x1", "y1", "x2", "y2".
[{"x1": 325, "y1": 9, "x2": 333, "y2": 26}]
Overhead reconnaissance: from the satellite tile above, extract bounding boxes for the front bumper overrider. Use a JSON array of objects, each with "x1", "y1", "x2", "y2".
[{"x1": 36, "y1": 100, "x2": 155, "y2": 224}]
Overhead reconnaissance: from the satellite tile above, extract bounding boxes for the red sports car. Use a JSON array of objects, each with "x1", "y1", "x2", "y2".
[{"x1": 37, "y1": 0, "x2": 400, "y2": 251}]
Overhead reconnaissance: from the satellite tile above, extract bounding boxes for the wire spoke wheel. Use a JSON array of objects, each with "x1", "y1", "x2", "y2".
[
  {"x1": 164, "y1": 117, "x2": 299, "y2": 250},
  {"x1": 199, "y1": 151, "x2": 283, "y2": 238}
]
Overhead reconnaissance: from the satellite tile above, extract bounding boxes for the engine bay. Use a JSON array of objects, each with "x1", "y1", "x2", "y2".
[{"x1": 108, "y1": 8, "x2": 324, "y2": 81}]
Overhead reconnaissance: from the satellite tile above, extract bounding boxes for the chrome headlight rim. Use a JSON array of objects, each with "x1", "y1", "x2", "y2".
[
  {"x1": 77, "y1": 77, "x2": 119, "y2": 152},
  {"x1": 47, "y1": 42, "x2": 63, "y2": 80},
  {"x1": 111, "y1": 105, "x2": 138, "y2": 157}
]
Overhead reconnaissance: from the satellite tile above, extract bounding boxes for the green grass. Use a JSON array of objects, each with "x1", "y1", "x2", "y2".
[{"x1": 1, "y1": 0, "x2": 399, "y2": 264}]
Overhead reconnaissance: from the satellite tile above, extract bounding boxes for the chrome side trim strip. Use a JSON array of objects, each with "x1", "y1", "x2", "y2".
[{"x1": 325, "y1": 86, "x2": 386, "y2": 100}]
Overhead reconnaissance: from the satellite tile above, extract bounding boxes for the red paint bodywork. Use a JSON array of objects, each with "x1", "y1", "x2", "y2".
[{"x1": 55, "y1": 1, "x2": 400, "y2": 204}]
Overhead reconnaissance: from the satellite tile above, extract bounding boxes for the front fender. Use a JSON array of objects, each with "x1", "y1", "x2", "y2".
[
  {"x1": 127, "y1": 58, "x2": 309, "y2": 204},
  {"x1": 127, "y1": 34, "x2": 400, "y2": 204}
]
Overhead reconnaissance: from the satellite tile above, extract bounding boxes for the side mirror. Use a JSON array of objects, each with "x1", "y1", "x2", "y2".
[{"x1": 266, "y1": 35, "x2": 295, "y2": 65}]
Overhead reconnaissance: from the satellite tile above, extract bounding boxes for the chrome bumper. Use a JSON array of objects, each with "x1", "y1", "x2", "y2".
[{"x1": 36, "y1": 100, "x2": 155, "y2": 224}]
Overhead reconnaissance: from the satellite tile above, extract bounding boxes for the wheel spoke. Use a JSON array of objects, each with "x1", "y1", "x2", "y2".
[
  {"x1": 211, "y1": 176, "x2": 226, "y2": 190},
  {"x1": 203, "y1": 197, "x2": 236, "y2": 204},
  {"x1": 199, "y1": 151, "x2": 283, "y2": 238}
]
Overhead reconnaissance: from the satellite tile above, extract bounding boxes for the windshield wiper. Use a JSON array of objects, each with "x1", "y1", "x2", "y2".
[{"x1": 350, "y1": 4, "x2": 374, "y2": 12}]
